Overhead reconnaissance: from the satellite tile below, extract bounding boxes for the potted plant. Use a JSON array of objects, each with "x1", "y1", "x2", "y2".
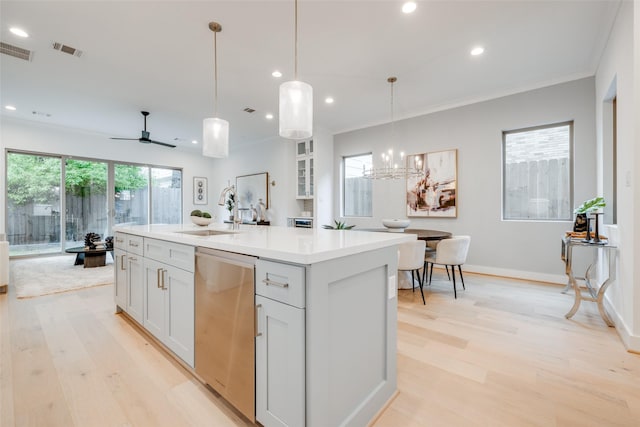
[
  {"x1": 573, "y1": 197, "x2": 606, "y2": 242},
  {"x1": 574, "y1": 196, "x2": 606, "y2": 215},
  {"x1": 226, "y1": 193, "x2": 235, "y2": 221},
  {"x1": 322, "y1": 220, "x2": 355, "y2": 230}
]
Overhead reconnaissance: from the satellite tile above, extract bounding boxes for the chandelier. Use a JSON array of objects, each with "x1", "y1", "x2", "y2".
[{"x1": 362, "y1": 77, "x2": 423, "y2": 180}]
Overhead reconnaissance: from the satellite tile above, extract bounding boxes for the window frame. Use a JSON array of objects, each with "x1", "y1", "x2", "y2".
[{"x1": 501, "y1": 121, "x2": 574, "y2": 222}]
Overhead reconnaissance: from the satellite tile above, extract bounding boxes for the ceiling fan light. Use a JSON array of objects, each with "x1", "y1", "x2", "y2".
[
  {"x1": 203, "y1": 117, "x2": 229, "y2": 158},
  {"x1": 279, "y1": 80, "x2": 313, "y2": 139}
]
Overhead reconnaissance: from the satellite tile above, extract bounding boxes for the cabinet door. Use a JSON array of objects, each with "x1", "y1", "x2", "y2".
[
  {"x1": 308, "y1": 157, "x2": 314, "y2": 197},
  {"x1": 256, "y1": 295, "x2": 305, "y2": 427},
  {"x1": 143, "y1": 258, "x2": 166, "y2": 340},
  {"x1": 296, "y1": 140, "x2": 308, "y2": 157},
  {"x1": 296, "y1": 158, "x2": 308, "y2": 198},
  {"x1": 126, "y1": 254, "x2": 144, "y2": 324},
  {"x1": 164, "y1": 266, "x2": 195, "y2": 367},
  {"x1": 114, "y1": 249, "x2": 127, "y2": 309}
]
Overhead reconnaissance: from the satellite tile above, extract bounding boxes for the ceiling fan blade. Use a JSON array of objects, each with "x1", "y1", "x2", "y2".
[
  {"x1": 149, "y1": 140, "x2": 176, "y2": 148},
  {"x1": 110, "y1": 137, "x2": 138, "y2": 141}
]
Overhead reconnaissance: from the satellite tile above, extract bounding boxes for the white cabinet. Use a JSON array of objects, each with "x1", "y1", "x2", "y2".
[
  {"x1": 296, "y1": 139, "x2": 313, "y2": 158},
  {"x1": 114, "y1": 248, "x2": 127, "y2": 309},
  {"x1": 143, "y1": 258, "x2": 165, "y2": 339},
  {"x1": 255, "y1": 260, "x2": 306, "y2": 427},
  {"x1": 126, "y1": 254, "x2": 144, "y2": 324},
  {"x1": 114, "y1": 233, "x2": 144, "y2": 324},
  {"x1": 142, "y1": 238, "x2": 195, "y2": 367},
  {"x1": 296, "y1": 139, "x2": 314, "y2": 199}
]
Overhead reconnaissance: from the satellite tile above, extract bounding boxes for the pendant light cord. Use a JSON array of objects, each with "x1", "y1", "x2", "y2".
[
  {"x1": 390, "y1": 77, "x2": 396, "y2": 145},
  {"x1": 294, "y1": 0, "x2": 298, "y2": 80},
  {"x1": 214, "y1": 30, "x2": 218, "y2": 116}
]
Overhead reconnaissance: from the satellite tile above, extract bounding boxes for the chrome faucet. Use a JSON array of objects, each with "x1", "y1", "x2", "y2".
[{"x1": 218, "y1": 184, "x2": 240, "y2": 229}]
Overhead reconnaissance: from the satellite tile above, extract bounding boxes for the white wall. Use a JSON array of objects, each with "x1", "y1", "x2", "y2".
[
  {"x1": 334, "y1": 77, "x2": 597, "y2": 284},
  {"x1": 595, "y1": 0, "x2": 639, "y2": 350},
  {"x1": 207, "y1": 130, "x2": 334, "y2": 227},
  {"x1": 0, "y1": 117, "x2": 216, "y2": 234},
  {"x1": 207, "y1": 135, "x2": 299, "y2": 226}
]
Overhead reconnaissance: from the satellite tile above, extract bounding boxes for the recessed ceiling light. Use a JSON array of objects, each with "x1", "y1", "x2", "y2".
[
  {"x1": 325, "y1": 97, "x2": 334, "y2": 104},
  {"x1": 192, "y1": 140, "x2": 198, "y2": 144},
  {"x1": 10, "y1": 27, "x2": 29, "y2": 38},
  {"x1": 265, "y1": 113, "x2": 274, "y2": 120},
  {"x1": 272, "y1": 70, "x2": 282, "y2": 78},
  {"x1": 402, "y1": 2, "x2": 417, "y2": 14},
  {"x1": 471, "y1": 46, "x2": 485, "y2": 56},
  {"x1": 5, "y1": 105, "x2": 16, "y2": 111}
]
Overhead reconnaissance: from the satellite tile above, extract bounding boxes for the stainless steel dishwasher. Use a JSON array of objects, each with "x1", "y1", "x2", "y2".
[{"x1": 195, "y1": 247, "x2": 256, "y2": 422}]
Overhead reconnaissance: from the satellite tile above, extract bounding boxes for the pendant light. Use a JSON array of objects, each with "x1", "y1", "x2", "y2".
[
  {"x1": 279, "y1": 0, "x2": 313, "y2": 140},
  {"x1": 363, "y1": 77, "x2": 423, "y2": 180},
  {"x1": 203, "y1": 21, "x2": 229, "y2": 158}
]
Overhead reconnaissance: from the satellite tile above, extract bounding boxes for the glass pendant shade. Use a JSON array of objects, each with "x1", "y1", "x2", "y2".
[
  {"x1": 279, "y1": 80, "x2": 313, "y2": 139},
  {"x1": 202, "y1": 117, "x2": 229, "y2": 158}
]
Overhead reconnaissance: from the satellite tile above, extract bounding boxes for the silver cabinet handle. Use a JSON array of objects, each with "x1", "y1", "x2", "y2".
[
  {"x1": 115, "y1": 238, "x2": 124, "y2": 244},
  {"x1": 262, "y1": 278, "x2": 289, "y2": 288},
  {"x1": 161, "y1": 269, "x2": 167, "y2": 290},
  {"x1": 157, "y1": 268, "x2": 163, "y2": 289},
  {"x1": 255, "y1": 304, "x2": 262, "y2": 337},
  {"x1": 120, "y1": 254, "x2": 126, "y2": 270},
  {"x1": 129, "y1": 256, "x2": 138, "y2": 261},
  {"x1": 129, "y1": 241, "x2": 139, "y2": 247}
]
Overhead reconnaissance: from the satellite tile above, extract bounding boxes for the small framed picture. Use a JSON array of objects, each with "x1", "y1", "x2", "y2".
[{"x1": 194, "y1": 177, "x2": 207, "y2": 205}]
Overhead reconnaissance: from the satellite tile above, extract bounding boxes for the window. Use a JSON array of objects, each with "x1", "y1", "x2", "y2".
[
  {"x1": 603, "y1": 94, "x2": 617, "y2": 225},
  {"x1": 503, "y1": 122, "x2": 572, "y2": 220},
  {"x1": 343, "y1": 154, "x2": 372, "y2": 217}
]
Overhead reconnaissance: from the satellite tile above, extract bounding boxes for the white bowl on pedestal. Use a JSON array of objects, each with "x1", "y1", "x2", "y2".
[{"x1": 382, "y1": 219, "x2": 410, "y2": 232}]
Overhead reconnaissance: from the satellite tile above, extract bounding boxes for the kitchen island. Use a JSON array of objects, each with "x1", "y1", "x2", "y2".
[{"x1": 113, "y1": 223, "x2": 415, "y2": 427}]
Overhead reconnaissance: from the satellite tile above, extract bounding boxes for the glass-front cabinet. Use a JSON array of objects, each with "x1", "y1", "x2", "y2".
[
  {"x1": 296, "y1": 139, "x2": 313, "y2": 158},
  {"x1": 296, "y1": 139, "x2": 314, "y2": 199}
]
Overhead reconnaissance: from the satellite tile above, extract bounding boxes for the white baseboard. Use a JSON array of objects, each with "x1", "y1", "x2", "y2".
[
  {"x1": 462, "y1": 264, "x2": 566, "y2": 285},
  {"x1": 604, "y1": 296, "x2": 640, "y2": 353}
]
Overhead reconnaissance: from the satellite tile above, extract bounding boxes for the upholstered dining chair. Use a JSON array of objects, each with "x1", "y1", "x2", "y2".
[
  {"x1": 398, "y1": 240, "x2": 427, "y2": 304},
  {"x1": 423, "y1": 235, "x2": 471, "y2": 298},
  {"x1": 424, "y1": 240, "x2": 450, "y2": 281}
]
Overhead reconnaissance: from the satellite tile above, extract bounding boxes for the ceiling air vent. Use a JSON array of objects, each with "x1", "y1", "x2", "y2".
[
  {"x1": 52, "y1": 42, "x2": 83, "y2": 57},
  {"x1": 243, "y1": 107, "x2": 256, "y2": 113},
  {"x1": 0, "y1": 42, "x2": 33, "y2": 61}
]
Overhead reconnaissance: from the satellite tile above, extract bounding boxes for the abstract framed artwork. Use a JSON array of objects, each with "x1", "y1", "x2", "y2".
[
  {"x1": 193, "y1": 177, "x2": 207, "y2": 205},
  {"x1": 406, "y1": 149, "x2": 457, "y2": 217},
  {"x1": 236, "y1": 172, "x2": 269, "y2": 210}
]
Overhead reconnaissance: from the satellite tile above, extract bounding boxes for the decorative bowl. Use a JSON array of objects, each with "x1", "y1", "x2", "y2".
[
  {"x1": 382, "y1": 219, "x2": 410, "y2": 232},
  {"x1": 191, "y1": 216, "x2": 213, "y2": 226}
]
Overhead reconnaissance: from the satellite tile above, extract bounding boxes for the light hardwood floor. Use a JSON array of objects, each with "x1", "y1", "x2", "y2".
[{"x1": 2, "y1": 270, "x2": 639, "y2": 426}]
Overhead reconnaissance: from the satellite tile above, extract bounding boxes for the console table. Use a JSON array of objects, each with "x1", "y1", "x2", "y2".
[{"x1": 561, "y1": 237, "x2": 617, "y2": 326}]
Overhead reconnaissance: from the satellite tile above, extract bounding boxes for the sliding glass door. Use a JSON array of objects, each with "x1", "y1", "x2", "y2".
[
  {"x1": 114, "y1": 164, "x2": 149, "y2": 226},
  {"x1": 65, "y1": 159, "x2": 108, "y2": 247},
  {"x1": 6, "y1": 152, "x2": 62, "y2": 255},
  {"x1": 151, "y1": 168, "x2": 182, "y2": 224},
  {"x1": 6, "y1": 150, "x2": 182, "y2": 257}
]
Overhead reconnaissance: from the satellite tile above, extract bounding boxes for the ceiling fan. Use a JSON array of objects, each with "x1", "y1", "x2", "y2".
[{"x1": 110, "y1": 111, "x2": 176, "y2": 148}]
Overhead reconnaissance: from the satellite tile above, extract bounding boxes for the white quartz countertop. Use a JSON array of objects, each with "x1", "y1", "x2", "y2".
[{"x1": 113, "y1": 223, "x2": 416, "y2": 264}]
